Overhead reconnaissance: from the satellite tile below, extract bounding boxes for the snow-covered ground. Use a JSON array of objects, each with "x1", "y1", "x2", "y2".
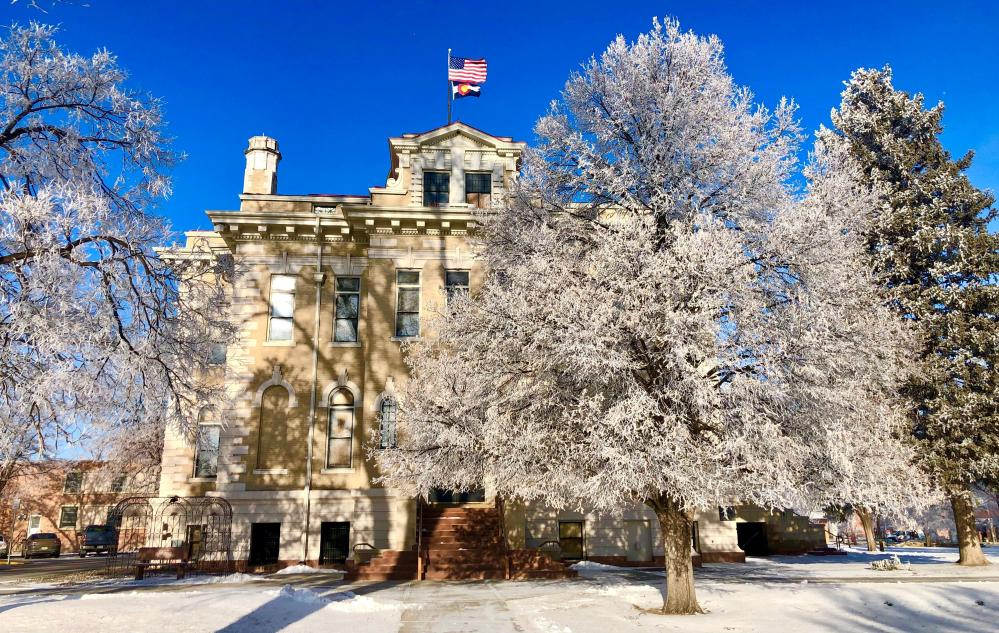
[{"x1": 1, "y1": 547, "x2": 997, "y2": 632}]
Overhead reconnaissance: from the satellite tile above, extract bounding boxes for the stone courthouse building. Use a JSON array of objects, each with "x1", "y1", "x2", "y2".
[{"x1": 157, "y1": 122, "x2": 826, "y2": 576}]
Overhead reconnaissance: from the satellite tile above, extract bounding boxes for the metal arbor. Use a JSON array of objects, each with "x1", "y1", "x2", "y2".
[{"x1": 104, "y1": 496, "x2": 234, "y2": 577}]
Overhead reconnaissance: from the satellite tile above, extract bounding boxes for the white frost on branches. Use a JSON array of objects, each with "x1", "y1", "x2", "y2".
[
  {"x1": 0, "y1": 23, "x2": 235, "y2": 493},
  {"x1": 375, "y1": 19, "x2": 926, "y2": 522}
]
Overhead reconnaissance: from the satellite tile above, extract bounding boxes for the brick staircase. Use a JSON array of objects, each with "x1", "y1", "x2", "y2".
[
  {"x1": 346, "y1": 503, "x2": 575, "y2": 581},
  {"x1": 345, "y1": 549, "x2": 419, "y2": 581},
  {"x1": 423, "y1": 506, "x2": 506, "y2": 580}
]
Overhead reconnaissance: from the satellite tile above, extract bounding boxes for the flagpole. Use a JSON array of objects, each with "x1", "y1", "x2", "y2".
[{"x1": 447, "y1": 48, "x2": 453, "y2": 124}]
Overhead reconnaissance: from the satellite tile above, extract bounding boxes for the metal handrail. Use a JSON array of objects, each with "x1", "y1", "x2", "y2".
[{"x1": 352, "y1": 542, "x2": 376, "y2": 552}]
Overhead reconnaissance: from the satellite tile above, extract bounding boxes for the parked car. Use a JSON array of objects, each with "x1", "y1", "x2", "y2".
[
  {"x1": 0, "y1": 535, "x2": 8, "y2": 558},
  {"x1": 79, "y1": 525, "x2": 118, "y2": 557},
  {"x1": 23, "y1": 532, "x2": 61, "y2": 559}
]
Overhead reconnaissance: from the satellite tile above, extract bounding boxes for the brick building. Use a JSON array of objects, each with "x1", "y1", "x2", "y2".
[{"x1": 2, "y1": 461, "x2": 155, "y2": 555}]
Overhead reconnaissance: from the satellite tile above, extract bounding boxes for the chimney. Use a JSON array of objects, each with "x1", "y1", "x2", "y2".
[{"x1": 243, "y1": 135, "x2": 281, "y2": 194}]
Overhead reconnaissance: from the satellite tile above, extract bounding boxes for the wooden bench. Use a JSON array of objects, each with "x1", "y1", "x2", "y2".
[{"x1": 134, "y1": 547, "x2": 191, "y2": 580}]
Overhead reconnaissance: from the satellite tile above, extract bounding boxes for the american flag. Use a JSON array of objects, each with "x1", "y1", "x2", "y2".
[{"x1": 449, "y1": 56, "x2": 487, "y2": 83}]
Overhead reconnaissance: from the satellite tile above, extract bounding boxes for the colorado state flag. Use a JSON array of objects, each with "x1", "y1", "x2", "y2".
[{"x1": 452, "y1": 82, "x2": 481, "y2": 99}]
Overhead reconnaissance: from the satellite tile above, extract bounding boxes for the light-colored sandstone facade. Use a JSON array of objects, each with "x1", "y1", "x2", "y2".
[{"x1": 158, "y1": 122, "x2": 825, "y2": 568}]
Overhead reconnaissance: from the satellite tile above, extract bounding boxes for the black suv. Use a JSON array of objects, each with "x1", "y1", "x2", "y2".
[{"x1": 79, "y1": 525, "x2": 118, "y2": 557}]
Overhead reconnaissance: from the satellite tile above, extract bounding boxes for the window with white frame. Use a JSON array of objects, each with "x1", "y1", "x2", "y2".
[
  {"x1": 333, "y1": 277, "x2": 361, "y2": 343},
  {"x1": 395, "y1": 270, "x2": 421, "y2": 338},
  {"x1": 445, "y1": 270, "x2": 470, "y2": 305},
  {"x1": 326, "y1": 388, "x2": 354, "y2": 468},
  {"x1": 194, "y1": 408, "x2": 221, "y2": 478},
  {"x1": 379, "y1": 397, "x2": 397, "y2": 449},
  {"x1": 267, "y1": 275, "x2": 296, "y2": 341},
  {"x1": 59, "y1": 506, "x2": 78, "y2": 529}
]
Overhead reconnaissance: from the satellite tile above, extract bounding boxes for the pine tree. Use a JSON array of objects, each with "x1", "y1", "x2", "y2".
[{"x1": 824, "y1": 67, "x2": 999, "y2": 566}]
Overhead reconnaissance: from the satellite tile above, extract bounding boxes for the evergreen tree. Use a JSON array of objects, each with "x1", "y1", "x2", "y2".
[{"x1": 823, "y1": 67, "x2": 999, "y2": 566}]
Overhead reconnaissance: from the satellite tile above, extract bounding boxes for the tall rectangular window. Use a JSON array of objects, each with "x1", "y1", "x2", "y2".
[
  {"x1": 267, "y1": 275, "x2": 296, "y2": 341},
  {"x1": 63, "y1": 472, "x2": 82, "y2": 494},
  {"x1": 194, "y1": 425, "x2": 221, "y2": 478},
  {"x1": 333, "y1": 277, "x2": 361, "y2": 343},
  {"x1": 59, "y1": 506, "x2": 78, "y2": 529},
  {"x1": 395, "y1": 270, "x2": 421, "y2": 338},
  {"x1": 423, "y1": 171, "x2": 449, "y2": 207},
  {"x1": 445, "y1": 270, "x2": 470, "y2": 305},
  {"x1": 326, "y1": 389, "x2": 354, "y2": 468},
  {"x1": 465, "y1": 173, "x2": 491, "y2": 208}
]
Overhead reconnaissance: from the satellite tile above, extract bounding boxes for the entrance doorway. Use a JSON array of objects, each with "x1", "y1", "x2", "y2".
[
  {"x1": 249, "y1": 523, "x2": 281, "y2": 566},
  {"x1": 319, "y1": 522, "x2": 350, "y2": 565},
  {"x1": 559, "y1": 521, "x2": 584, "y2": 560},
  {"x1": 428, "y1": 488, "x2": 485, "y2": 503},
  {"x1": 736, "y1": 522, "x2": 769, "y2": 556},
  {"x1": 186, "y1": 524, "x2": 204, "y2": 561},
  {"x1": 624, "y1": 520, "x2": 652, "y2": 561}
]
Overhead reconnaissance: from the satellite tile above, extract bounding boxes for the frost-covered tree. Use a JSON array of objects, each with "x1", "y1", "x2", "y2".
[
  {"x1": 822, "y1": 67, "x2": 999, "y2": 566},
  {"x1": 375, "y1": 21, "x2": 923, "y2": 614},
  {"x1": 0, "y1": 23, "x2": 236, "y2": 497}
]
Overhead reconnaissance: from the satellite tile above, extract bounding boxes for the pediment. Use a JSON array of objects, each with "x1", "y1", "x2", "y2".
[
  {"x1": 420, "y1": 131, "x2": 491, "y2": 150},
  {"x1": 398, "y1": 122, "x2": 516, "y2": 151}
]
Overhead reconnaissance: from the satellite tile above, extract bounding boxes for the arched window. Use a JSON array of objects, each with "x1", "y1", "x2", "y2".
[
  {"x1": 326, "y1": 388, "x2": 354, "y2": 468},
  {"x1": 379, "y1": 397, "x2": 397, "y2": 449},
  {"x1": 194, "y1": 407, "x2": 221, "y2": 478},
  {"x1": 257, "y1": 386, "x2": 289, "y2": 469}
]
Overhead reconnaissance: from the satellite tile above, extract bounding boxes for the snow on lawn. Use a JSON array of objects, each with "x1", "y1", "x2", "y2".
[
  {"x1": 536, "y1": 578, "x2": 999, "y2": 632},
  {"x1": 1, "y1": 585, "x2": 405, "y2": 632},
  {"x1": 273, "y1": 564, "x2": 341, "y2": 575},
  {"x1": 2, "y1": 551, "x2": 999, "y2": 632},
  {"x1": 569, "y1": 560, "x2": 630, "y2": 571},
  {"x1": 717, "y1": 546, "x2": 999, "y2": 581}
]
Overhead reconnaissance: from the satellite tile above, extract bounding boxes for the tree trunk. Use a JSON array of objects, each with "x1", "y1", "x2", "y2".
[
  {"x1": 855, "y1": 507, "x2": 877, "y2": 552},
  {"x1": 647, "y1": 494, "x2": 702, "y2": 615},
  {"x1": 949, "y1": 487, "x2": 989, "y2": 566}
]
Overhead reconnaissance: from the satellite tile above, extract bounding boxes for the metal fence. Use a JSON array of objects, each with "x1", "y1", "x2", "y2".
[{"x1": 104, "y1": 496, "x2": 235, "y2": 577}]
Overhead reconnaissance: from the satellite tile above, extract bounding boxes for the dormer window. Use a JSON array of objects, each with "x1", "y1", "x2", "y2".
[
  {"x1": 465, "y1": 173, "x2": 491, "y2": 208},
  {"x1": 423, "y1": 171, "x2": 449, "y2": 207}
]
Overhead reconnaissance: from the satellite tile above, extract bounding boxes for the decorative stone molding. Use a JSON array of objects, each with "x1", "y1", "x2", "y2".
[
  {"x1": 252, "y1": 364, "x2": 298, "y2": 408},
  {"x1": 372, "y1": 376, "x2": 398, "y2": 413},
  {"x1": 320, "y1": 368, "x2": 363, "y2": 408}
]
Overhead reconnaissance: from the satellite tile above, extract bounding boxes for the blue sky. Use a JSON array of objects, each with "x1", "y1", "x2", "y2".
[{"x1": 7, "y1": 0, "x2": 999, "y2": 233}]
